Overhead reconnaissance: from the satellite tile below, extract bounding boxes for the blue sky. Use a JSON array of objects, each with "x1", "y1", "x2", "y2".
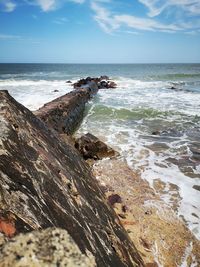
[{"x1": 0, "y1": 0, "x2": 200, "y2": 63}]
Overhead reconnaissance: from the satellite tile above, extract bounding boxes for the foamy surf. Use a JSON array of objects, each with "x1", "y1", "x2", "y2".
[
  {"x1": 0, "y1": 79, "x2": 75, "y2": 110},
  {"x1": 77, "y1": 77, "x2": 200, "y2": 240}
]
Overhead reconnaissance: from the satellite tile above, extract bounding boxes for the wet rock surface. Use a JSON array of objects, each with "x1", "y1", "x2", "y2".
[
  {"x1": 0, "y1": 90, "x2": 144, "y2": 267},
  {"x1": 34, "y1": 88, "x2": 95, "y2": 135},
  {"x1": 75, "y1": 133, "x2": 119, "y2": 160},
  {"x1": 0, "y1": 228, "x2": 96, "y2": 267},
  {"x1": 73, "y1": 76, "x2": 117, "y2": 89},
  {"x1": 92, "y1": 158, "x2": 200, "y2": 267}
]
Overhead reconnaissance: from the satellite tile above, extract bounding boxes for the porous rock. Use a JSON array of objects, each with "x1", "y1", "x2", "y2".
[
  {"x1": 0, "y1": 90, "x2": 144, "y2": 267},
  {"x1": 0, "y1": 228, "x2": 96, "y2": 267},
  {"x1": 75, "y1": 133, "x2": 119, "y2": 160}
]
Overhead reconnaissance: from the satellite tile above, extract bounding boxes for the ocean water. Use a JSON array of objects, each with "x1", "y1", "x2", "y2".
[{"x1": 0, "y1": 63, "x2": 200, "y2": 239}]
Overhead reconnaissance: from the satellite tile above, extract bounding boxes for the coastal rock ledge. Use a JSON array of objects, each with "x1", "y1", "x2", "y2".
[{"x1": 0, "y1": 90, "x2": 144, "y2": 267}]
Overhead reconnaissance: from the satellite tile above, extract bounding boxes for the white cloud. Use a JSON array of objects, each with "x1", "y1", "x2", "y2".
[
  {"x1": 91, "y1": 1, "x2": 183, "y2": 34},
  {"x1": 138, "y1": 0, "x2": 200, "y2": 17},
  {"x1": 34, "y1": 0, "x2": 57, "y2": 11},
  {"x1": 0, "y1": 0, "x2": 16, "y2": 12},
  {"x1": 90, "y1": 0, "x2": 200, "y2": 35},
  {"x1": 115, "y1": 14, "x2": 182, "y2": 32},
  {"x1": 25, "y1": 0, "x2": 85, "y2": 12},
  {"x1": 91, "y1": 2, "x2": 119, "y2": 33}
]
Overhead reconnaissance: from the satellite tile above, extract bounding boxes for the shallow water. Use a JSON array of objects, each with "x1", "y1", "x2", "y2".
[{"x1": 0, "y1": 63, "x2": 199, "y2": 239}]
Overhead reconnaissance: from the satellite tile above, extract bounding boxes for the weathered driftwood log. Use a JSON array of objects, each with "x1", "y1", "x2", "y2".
[
  {"x1": 0, "y1": 90, "x2": 144, "y2": 267},
  {"x1": 35, "y1": 86, "x2": 97, "y2": 135}
]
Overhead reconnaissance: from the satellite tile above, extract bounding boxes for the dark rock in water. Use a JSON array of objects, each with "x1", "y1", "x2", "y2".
[
  {"x1": 100, "y1": 75, "x2": 109, "y2": 80},
  {"x1": 100, "y1": 80, "x2": 108, "y2": 88},
  {"x1": 108, "y1": 194, "x2": 122, "y2": 206},
  {"x1": 0, "y1": 90, "x2": 144, "y2": 267},
  {"x1": 190, "y1": 145, "x2": 200, "y2": 161},
  {"x1": 66, "y1": 80, "x2": 72, "y2": 83},
  {"x1": 35, "y1": 88, "x2": 95, "y2": 135},
  {"x1": 73, "y1": 76, "x2": 117, "y2": 90},
  {"x1": 108, "y1": 81, "x2": 117, "y2": 88},
  {"x1": 0, "y1": 228, "x2": 96, "y2": 267},
  {"x1": 53, "y1": 89, "x2": 59, "y2": 92},
  {"x1": 99, "y1": 81, "x2": 117, "y2": 89},
  {"x1": 75, "y1": 133, "x2": 119, "y2": 160},
  {"x1": 193, "y1": 185, "x2": 200, "y2": 191},
  {"x1": 152, "y1": 131, "x2": 160, "y2": 136}
]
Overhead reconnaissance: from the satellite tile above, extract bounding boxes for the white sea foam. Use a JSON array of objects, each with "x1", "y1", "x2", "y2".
[
  {"x1": 77, "y1": 77, "x2": 200, "y2": 240},
  {"x1": 0, "y1": 79, "x2": 75, "y2": 110}
]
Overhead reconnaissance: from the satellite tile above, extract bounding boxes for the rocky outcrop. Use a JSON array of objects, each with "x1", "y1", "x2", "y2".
[
  {"x1": 34, "y1": 88, "x2": 96, "y2": 135},
  {"x1": 75, "y1": 133, "x2": 119, "y2": 160},
  {"x1": 0, "y1": 228, "x2": 96, "y2": 267},
  {"x1": 0, "y1": 90, "x2": 144, "y2": 267},
  {"x1": 73, "y1": 76, "x2": 117, "y2": 89}
]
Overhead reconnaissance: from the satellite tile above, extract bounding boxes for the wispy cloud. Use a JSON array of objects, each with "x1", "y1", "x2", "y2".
[
  {"x1": 90, "y1": 0, "x2": 200, "y2": 35},
  {"x1": 53, "y1": 17, "x2": 68, "y2": 24},
  {"x1": 138, "y1": 0, "x2": 200, "y2": 17},
  {"x1": 0, "y1": 34, "x2": 20, "y2": 39},
  {"x1": 0, "y1": 0, "x2": 16, "y2": 12},
  {"x1": 25, "y1": 0, "x2": 85, "y2": 12},
  {"x1": 91, "y1": 1, "x2": 183, "y2": 34},
  {"x1": 91, "y1": 1, "x2": 119, "y2": 33}
]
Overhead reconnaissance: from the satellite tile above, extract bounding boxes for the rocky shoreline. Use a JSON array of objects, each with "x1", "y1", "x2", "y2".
[
  {"x1": 0, "y1": 78, "x2": 144, "y2": 267},
  {"x1": 0, "y1": 76, "x2": 200, "y2": 267}
]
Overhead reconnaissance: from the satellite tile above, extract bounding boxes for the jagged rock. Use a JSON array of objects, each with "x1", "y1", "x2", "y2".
[
  {"x1": 66, "y1": 80, "x2": 72, "y2": 83},
  {"x1": 108, "y1": 81, "x2": 117, "y2": 89},
  {"x1": 0, "y1": 90, "x2": 144, "y2": 267},
  {"x1": 73, "y1": 76, "x2": 117, "y2": 90},
  {"x1": 53, "y1": 89, "x2": 59, "y2": 92},
  {"x1": 75, "y1": 133, "x2": 119, "y2": 160},
  {"x1": 35, "y1": 88, "x2": 93, "y2": 135},
  {"x1": 98, "y1": 81, "x2": 117, "y2": 89},
  {"x1": 0, "y1": 228, "x2": 96, "y2": 267}
]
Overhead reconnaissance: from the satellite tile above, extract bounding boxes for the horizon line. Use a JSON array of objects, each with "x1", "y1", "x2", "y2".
[{"x1": 0, "y1": 62, "x2": 200, "y2": 64}]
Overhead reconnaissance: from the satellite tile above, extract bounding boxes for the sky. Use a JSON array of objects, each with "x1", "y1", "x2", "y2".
[{"x1": 0, "y1": 0, "x2": 200, "y2": 63}]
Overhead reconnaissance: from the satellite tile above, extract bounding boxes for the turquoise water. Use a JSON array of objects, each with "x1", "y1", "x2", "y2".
[{"x1": 0, "y1": 63, "x2": 200, "y2": 239}]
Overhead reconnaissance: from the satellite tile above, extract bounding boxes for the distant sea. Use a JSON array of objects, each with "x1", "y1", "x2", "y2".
[{"x1": 0, "y1": 63, "x2": 200, "y2": 239}]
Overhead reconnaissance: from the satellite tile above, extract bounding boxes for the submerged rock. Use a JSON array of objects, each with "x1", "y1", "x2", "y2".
[
  {"x1": 75, "y1": 133, "x2": 119, "y2": 160},
  {"x1": 0, "y1": 228, "x2": 96, "y2": 267},
  {"x1": 0, "y1": 90, "x2": 144, "y2": 267}
]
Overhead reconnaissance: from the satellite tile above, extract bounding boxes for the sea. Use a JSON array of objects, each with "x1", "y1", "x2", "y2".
[{"x1": 0, "y1": 63, "x2": 200, "y2": 240}]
